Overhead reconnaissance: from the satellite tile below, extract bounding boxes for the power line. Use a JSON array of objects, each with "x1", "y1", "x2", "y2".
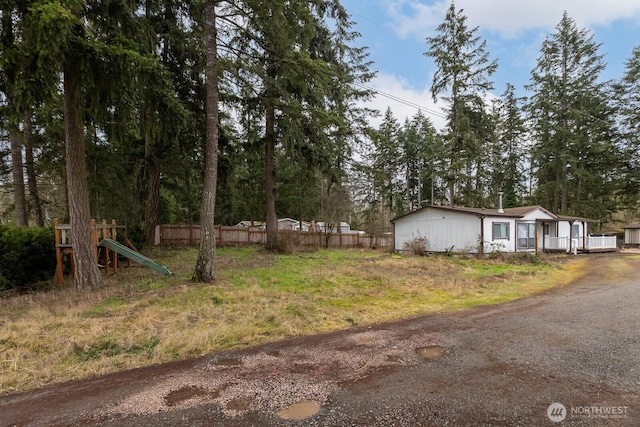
[
  {"x1": 341, "y1": 5, "x2": 449, "y2": 122},
  {"x1": 354, "y1": 82, "x2": 448, "y2": 120}
]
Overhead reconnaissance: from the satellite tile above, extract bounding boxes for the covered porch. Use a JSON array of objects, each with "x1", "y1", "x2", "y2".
[{"x1": 538, "y1": 217, "x2": 618, "y2": 254}]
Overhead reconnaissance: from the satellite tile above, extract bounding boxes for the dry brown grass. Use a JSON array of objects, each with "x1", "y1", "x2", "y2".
[{"x1": 0, "y1": 247, "x2": 587, "y2": 395}]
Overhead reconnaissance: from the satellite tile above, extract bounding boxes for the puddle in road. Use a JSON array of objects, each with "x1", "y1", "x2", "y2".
[
  {"x1": 415, "y1": 345, "x2": 445, "y2": 359},
  {"x1": 386, "y1": 354, "x2": 402, "y2": 362},
  {"x1": 215, "y1": 358, "x2": 243, "y2": 366},
  {"x1": 277, "y1": 400, "x2": 321, "y2": 420},
  {"x1": 164, "y1": 386, "x2": 218, "y2": 406}
]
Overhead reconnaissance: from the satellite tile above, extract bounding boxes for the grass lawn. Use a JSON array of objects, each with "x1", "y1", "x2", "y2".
[{"x1": 0, "y1": 247, "x2": 585, "y2": 395}]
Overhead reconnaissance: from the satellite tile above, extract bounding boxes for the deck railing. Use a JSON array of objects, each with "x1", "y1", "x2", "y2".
[
  {"x1": 584, "y1": 235, "x2": 617, "y2": 251},
  {"x1": 544, "y1": 236, "x2": 571, "y2": 252},
  {"x1": 544, "y1": 235, "x2": 617, "y2": 253}
]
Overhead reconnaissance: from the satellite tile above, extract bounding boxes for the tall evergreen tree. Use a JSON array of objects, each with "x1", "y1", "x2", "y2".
[
  {"x1": 1, "y1": 1, "x2": 29, "y2": 226},
  {"x1": 28, "y1": 0, "x2": 174, "y2": 289},
  {"x1": 138, "y1": 0, "x2": 198, "y2": 244},
  {"x1": 527, "y1": 12, "x2": 618, "y2": 220},
  {"x1": 613, "y1": 45, "x2": 640, "y2": 214},
  {"x1": 399, "y1": 117, "x2": 419, "y2": 211},
  {"x1": 403, "y1": 110, "x2": 442, "y2": 209},
  {"x1": 490, "y1": 83, "x2": 527, "y2": 208},
  {"x1": 61, "y1": 1, "x2": 105, "y2": 290},
  {"x1": 370, "y1": 108, "x2": 402, "y2": 217},
  {"x1": 227, "y1": 0, "x2": 373, "y2": 249},
  {"x1": 194, "y1": 0, "x2": 220, "y2": 283},
  {"x1": 425, "y1": 2, "x2": 497, "y2": 207}
]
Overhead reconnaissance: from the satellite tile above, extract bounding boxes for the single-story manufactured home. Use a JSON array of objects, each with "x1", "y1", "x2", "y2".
[
  {"x1": 392, "y1": 205, "x2": 617, "y2": 254},
  {"x1": 277, "y1": 218, "x2": 313, "y2": 232},
  {"x1": 315, "y1": 221, "x2": 351, "y2": 234},
  {"x1": 236, "y1": 218, "x2": 313, "y2": 231},
  {"x1": 236, "y1": 220, "x2": 266, "y2": 228}
]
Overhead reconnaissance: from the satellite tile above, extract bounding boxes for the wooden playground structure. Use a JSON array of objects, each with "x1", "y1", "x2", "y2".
[{"x1": 54, "y1": 218, "x2": 137, "y2": 285}]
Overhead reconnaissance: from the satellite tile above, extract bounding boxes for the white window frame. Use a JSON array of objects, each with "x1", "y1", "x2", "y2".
[{"x1": 517, "y1": 222, "x2": 536, "y2": 249}]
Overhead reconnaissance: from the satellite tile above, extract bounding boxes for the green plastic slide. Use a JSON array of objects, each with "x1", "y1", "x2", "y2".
[{"x1": 98, "y1": 238, "x2": 173, "y2": 276}]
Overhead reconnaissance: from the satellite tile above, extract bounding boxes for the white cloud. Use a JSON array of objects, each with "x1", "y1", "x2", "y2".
[
  {"x1": 384, "y1": 0, "x2": 448, "y2": 40},
  {"x1": 360, "y1": 73, "x2": 505, "y2": 132},
  {"x1": 361, "y1": 73, "x2": 448, "y2": 130},
  {"x1": 383, "y1": 0, "x2": 640, "y2": 40}
]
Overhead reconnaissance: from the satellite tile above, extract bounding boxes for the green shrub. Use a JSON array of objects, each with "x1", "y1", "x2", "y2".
[
  {"x1": 0, "y1": 225, "x2": 56, "y2": 291},
  {"x1": 0, "y1": 273, "x2": 12, "y2": 292}
]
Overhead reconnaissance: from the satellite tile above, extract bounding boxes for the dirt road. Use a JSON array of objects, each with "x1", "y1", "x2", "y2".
[{"x1": 1, "y1": 254, "x2": 639, "y2": 426}]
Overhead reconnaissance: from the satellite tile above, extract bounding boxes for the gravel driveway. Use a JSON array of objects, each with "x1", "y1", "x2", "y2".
[{"x1": 1, "y1": 254, "x2": 639, "y2": 426}]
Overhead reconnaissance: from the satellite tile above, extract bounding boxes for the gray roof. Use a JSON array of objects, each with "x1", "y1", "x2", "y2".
[
  {"x1": 391, "y1": 204, "x2": 594, "y2": 223},
  {"x1": 555, "y1": 214, "x2": 595, "y2": 223},
  {"x1": 502, "y1": 205, "x2": 556, "y2": 217},
  {"x1": 392, "y1": 204, "x2": 536, "y2": 222}
]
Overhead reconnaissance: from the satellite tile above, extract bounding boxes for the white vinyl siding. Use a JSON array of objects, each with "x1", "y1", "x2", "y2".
[{"x1": 394, "y1": 210, "x2": 481, "y2": 253}]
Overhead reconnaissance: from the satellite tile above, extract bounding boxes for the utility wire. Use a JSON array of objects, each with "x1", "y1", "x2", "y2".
[
  {"x1": 342, "y1": 5, "x2": 449, "y2": 122},
  {"x1": 354, "y1": 82, "x2": 448, "y2": 120}
]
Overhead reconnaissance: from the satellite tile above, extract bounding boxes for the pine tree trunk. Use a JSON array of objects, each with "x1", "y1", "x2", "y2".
[
  {"x1": 448, "y1": 163, "x2": 456, "y2": 207},
  {"x1": 10, "y1": 124, "x2": 28, "y2": 227},
  {"x1": 144, "y1": 136, "x2": 160, "y2": 247},
  {"x1": 194, "y1": 0, "x2": 220, "y2": 283},
  {"x1": 3, "y1": 6, "x2": 28, "y2": 227},
  {"x1": 64, "y1": 61, "x2": 104, "y2": 291},
  {"x1": 24, "y1": 112, "x2": 44, "y2": 226},
  {"x1": 185, "y1": 170, "x2": 193, "y2": 226},
  {"x1": 265, "y1": 104, "x2": 277, "y2": 250},
  {"x1": 561, "y1": 161, "x2": 568, "y2": 213}
]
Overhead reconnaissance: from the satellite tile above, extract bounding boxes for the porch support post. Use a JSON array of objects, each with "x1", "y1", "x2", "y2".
[
  {"x1": 569, "y1": 220, "x2": 575, "y2": 254},
  {"x1": 478, "y1": 215, "x2": 485, "y2": 258}
]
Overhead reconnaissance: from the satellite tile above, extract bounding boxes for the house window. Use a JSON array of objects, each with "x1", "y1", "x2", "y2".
[
  {"x1": 492, "y1": 222, "x2": 509, "y2": 239},
  {"x1": 517, "y1": 223, "x2": 536, "y2": 249}
]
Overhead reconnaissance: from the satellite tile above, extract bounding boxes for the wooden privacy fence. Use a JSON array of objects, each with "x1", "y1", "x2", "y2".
[{"x1": 156, "y1": 225, "x2": 392, "y2": 249}]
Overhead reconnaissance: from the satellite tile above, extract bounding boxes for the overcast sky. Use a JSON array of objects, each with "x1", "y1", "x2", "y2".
[{"x1": 341, "y1": 0, "x2": 640, "y2": 129}]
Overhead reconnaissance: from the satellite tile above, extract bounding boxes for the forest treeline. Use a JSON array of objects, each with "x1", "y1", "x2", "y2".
[{"x1": 2, "y1": 2, "x2": 640, "y2": 253}]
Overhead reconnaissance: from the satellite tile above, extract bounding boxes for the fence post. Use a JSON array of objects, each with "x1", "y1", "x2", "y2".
[
  {"x1": 54, "y1": 219, "x2": 64, "y2": 285},
  {"x1": 111, "y1": 219, "x2": 118, "y2": 273},
  {"x1": 91, "y1": 219, "x2": 98, "y2": 260},
  {"x1": 101, "y1": 219, "x2": 110, "y2": 275}
]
